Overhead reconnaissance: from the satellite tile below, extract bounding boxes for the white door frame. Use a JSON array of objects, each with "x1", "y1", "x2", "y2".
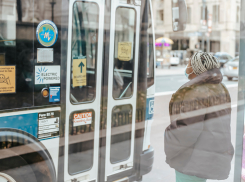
[
  {"x1": 64, "y1": 0, "x2": 105, "y2": 181},
  {"x1": 104, "y1": 0, "x2": 141, "y2": 180}
]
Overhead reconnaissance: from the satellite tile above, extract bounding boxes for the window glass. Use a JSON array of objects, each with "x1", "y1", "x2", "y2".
[
  {"x1": 147, "y1": 0, "x2": 241, "y2": 181},
  {"x1": 237, "y1": 6, "x2": 240, "y2": 23},
  {"x1": 68, "y1": 109, "x2": 95, "y2": 174},
  {"x1": 113, "y1": 8, "x2": 136, "y2": 99},
  {"x1": 220, "y1": 55, "x2": 228, "y2": 60},
  {"x1": 201, "y1": 6, "x2": 208, "y2": 21},
  {"x1": 0, "y1": 5, "x2": 32, "y2": 110},
  {"x1": 227, "y1": 55, "x2": 233, "y2": 60},
  {"x1": 110, "y1": 105, "x2": 132, "y2": 163},
  {"x1": 0, "y1": 0, "x2": 62, "y2": 110},
  {"x1": 70, "y1": 2, "x2": 99, "y2": 104},
  {"x1": 213, "y1": 5, "x2": 220, "y2": 23},
  {"x1": 157, "y1": 10, "x2": 164, "y2": 22}
]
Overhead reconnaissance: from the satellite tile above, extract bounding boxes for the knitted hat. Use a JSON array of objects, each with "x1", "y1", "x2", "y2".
[{"x1": 191, "y1": 52, "x2": 220, "y2": 75}]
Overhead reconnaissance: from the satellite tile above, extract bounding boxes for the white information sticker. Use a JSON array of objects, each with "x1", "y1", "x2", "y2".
[
  {"x1": 38, "y1": 111, "x2": 60, "y2": 140},
  {"x1": 35, "y1": 66, "x2": 60, "y2": 84},
  {"x1": 37, "y1": 48, "x2": 54, "y2": 63},
  {"x1": 73, "y1": 112, "x2": 92, "y2": 127}
]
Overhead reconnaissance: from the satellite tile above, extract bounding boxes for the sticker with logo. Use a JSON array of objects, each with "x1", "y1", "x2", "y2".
[
  {"x1": 73, "y1": 112, "x2": 92, "y2": 127},
  {"x1": 49, "y1": 86, "x2": 60, "y2": 103},
  {"x1": 35, "y1": 66, "x2": 60, "y2": 84},
  {"x1": 145, "y1": 97, "x2": 154, "y2": 120},
  {"x1": 149, "y1": 100, "x2": 154, "y2": 114},
  {"x1": 36, "y1": 20, "x2": 58, "y2": 47}
]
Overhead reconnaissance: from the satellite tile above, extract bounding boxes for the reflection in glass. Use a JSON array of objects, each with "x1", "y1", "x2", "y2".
[
  {"x1": 70, "y1": 2, "x2": 99, "y2": 104},
  {"x1": 171, "y1": 0, "x2": 187, "y2": 32},
  {"x1": 165, "y1": 53, "x2": 234, "y2": 181},
  {"x1": 110, "y1": 105, "x2": 132, "y2": 163},
  {"x1": 113, "y1": 8, "x2": 136, "y2": 99},
  {"x1": 0, "y1": 1, "x2": 33, "y2": 110},
  {"x1": 147, "y1": 5, "x2": 154, "y2": 88},
  {"x1": 242, "y1": 132, "x2": 245, "y2": 182}
]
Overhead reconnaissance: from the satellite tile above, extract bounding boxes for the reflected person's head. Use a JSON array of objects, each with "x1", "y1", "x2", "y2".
[{"x1": 186, "y1": 52, "x2": 220, "y2": 80}]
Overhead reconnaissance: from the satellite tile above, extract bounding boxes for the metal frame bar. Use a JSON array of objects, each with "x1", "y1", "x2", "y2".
[{"x1": 234, "y1": 1, "x2": 245, "y2": 181}]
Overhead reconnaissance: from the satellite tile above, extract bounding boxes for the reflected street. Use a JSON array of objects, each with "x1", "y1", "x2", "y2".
[{"x1": 155, "y1": 66, "x2": 238, "y2": 93}]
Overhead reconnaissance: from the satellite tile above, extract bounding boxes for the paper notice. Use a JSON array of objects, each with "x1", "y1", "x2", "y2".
[
  {"x1": 0, "y1": 66, "x2": 16, "y2": 94},
  {"x1": 118, "y1": 42, "x2": 132, "y2": 61},
  {"x1": 38, "y1": 111, "x2": 60, "y2": 139},
  {"x1": 37, "y1": 48, "x2": 54, "y2": 63},
  {"x1": 73, "y1": 59, "x2": 87, "y2": 87}
]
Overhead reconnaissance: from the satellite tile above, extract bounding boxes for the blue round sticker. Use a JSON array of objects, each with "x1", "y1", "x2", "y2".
[{"x1": 36, "y1": 20, "x2": 58, "y2": 47}]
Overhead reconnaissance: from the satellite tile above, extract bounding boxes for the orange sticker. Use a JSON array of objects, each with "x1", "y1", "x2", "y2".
[
  {"x1": 73, "y1": 112, "x2": 92, "y2": 127},
  {"x1": 0, "y1": 66, "x2": 16, "y2": 94}
]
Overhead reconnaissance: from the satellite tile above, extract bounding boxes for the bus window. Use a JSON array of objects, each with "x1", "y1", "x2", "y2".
[
  {"x1": 110, "y1": 105, "x2": 132, "y2": 163},
  {"x1": 147, "y1": 5, "x2": 155, "y2": 88},
  {"x1": 68, "y1": 110, "x2": 95, "y2": 174},
  {"x1": 70, "y1": 2, "x2": 99, "y2": 104},
  {"x1": 0, "y1": 13, "x2": 34, "y2": 110},
  {"x1": 113, "y1": 8, "x2": 136, "y2": 99}
]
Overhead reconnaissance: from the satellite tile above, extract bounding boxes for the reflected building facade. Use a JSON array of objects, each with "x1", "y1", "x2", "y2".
[
  {"x1": 0, "y1": 0, "x2": 62, "y2": 42},
  {"x1": 152, "y1": 0, "x2": 240, "y2": 57}
]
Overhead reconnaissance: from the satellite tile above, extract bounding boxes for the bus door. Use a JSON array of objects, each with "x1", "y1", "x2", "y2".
[
  {"x1": 64, "y1": 0, "x2": 104, "y2": 181},
  {"x1": 65, "y1": 0, "x2": 140, "y2": 181},
  {"x1": 104, "y1": 0, "x2": 140, "y2": 180}
]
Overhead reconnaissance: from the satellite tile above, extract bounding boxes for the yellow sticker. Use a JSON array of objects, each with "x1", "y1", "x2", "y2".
[
  {"x1": 0, "y1": 54, "x2": 5, "y2": 65},
  {"x1": 73, "y1": 59, "x2": 87, "y2": 87},
  {"x1": 0, "y1": 66, "x2": 16, "y2": 94},
  {"x1": 118, "y1": 42, "x2": 132, "y2": 61}
]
